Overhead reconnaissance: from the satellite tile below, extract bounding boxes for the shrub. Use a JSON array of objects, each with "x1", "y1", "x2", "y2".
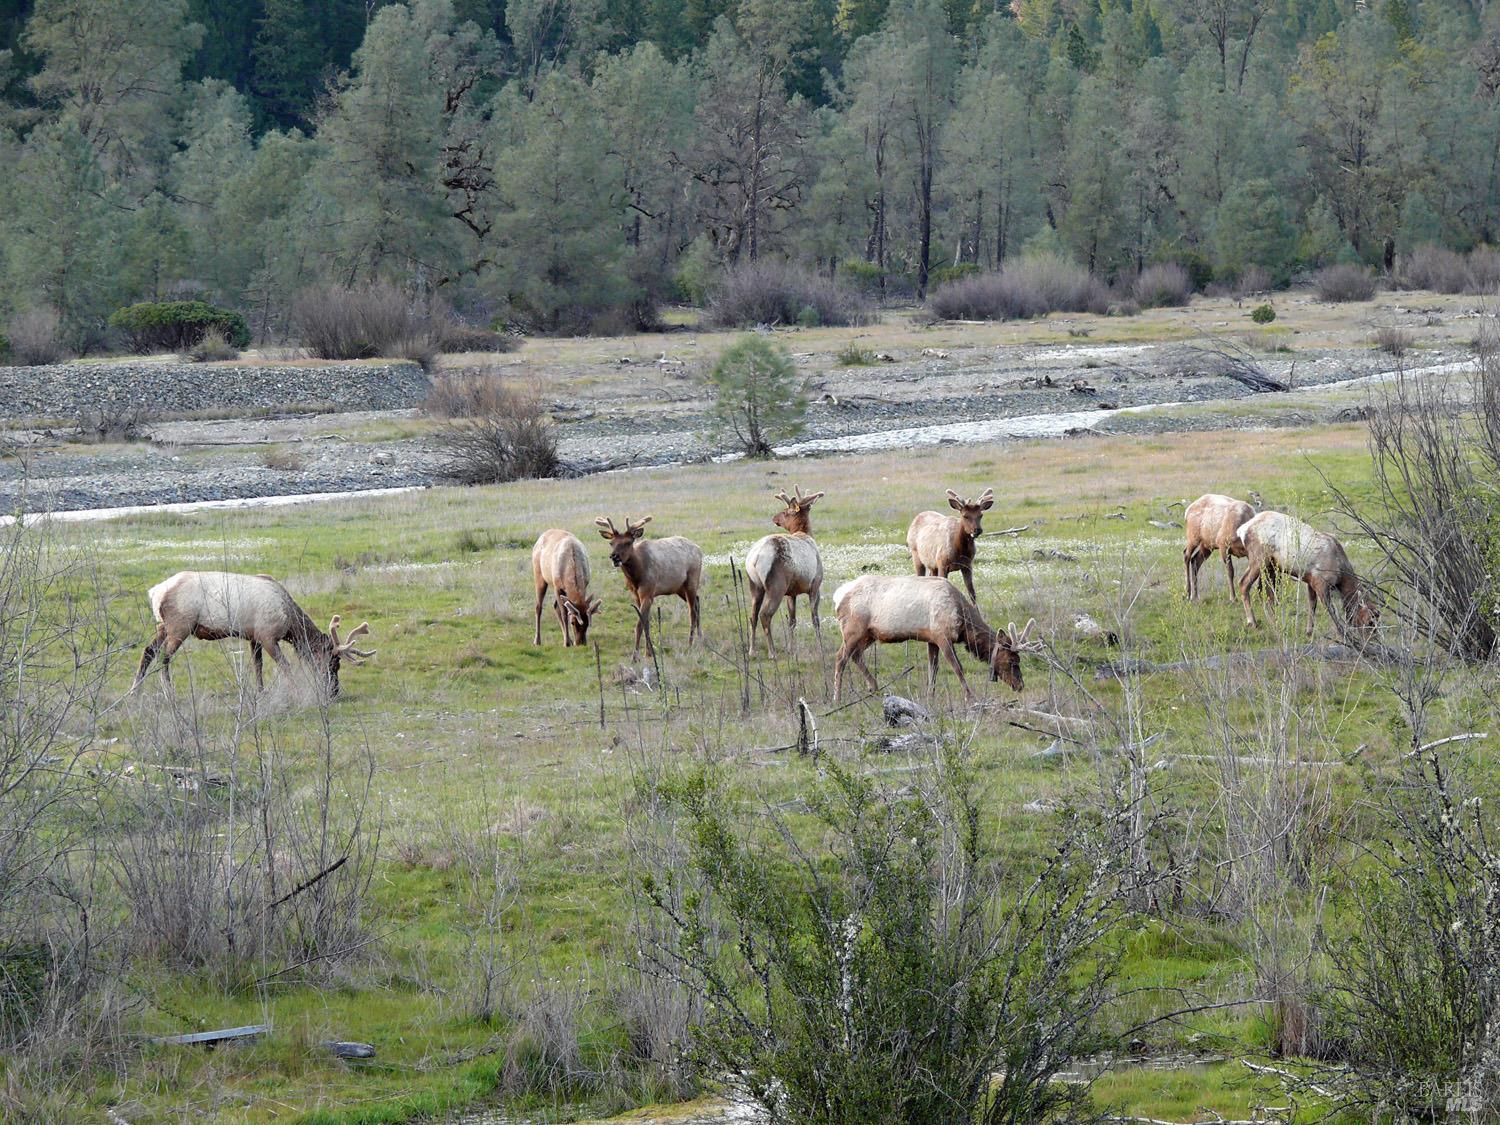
[
  {"x1": 707, "y1": 262, "x2": 871, "y2": 329},
  {"x1": 293, "y1": 283, "x2": 505, "y2": 364},
  {"x1": 838, "y1": 258, "x2": 886, "y2": 295},
  {"x1": 836, "y1": 343, "x2": 876, "y2": 366},
  {"x1": 1237, "y1": 265, "x2": 1272, "y2": 298},
  {"x1": 795, "y1": 304, "x2": 820, "y2": 328},
  {"x1": 0, "y1": 332, "x2": 8, "y2": 362},
  {"x1": 1312, "y1": 748, "x2": 1500, "y2": 1119},
  {"x1": 927, "y1": 255, "x2": 1111, "y2": 320},
  {"x1": 1398, "y1": 245, "x2": 1470, "y2": 294},
  {"x1": 260, "y1": 446, "x2": 306, "y2": 471},
  {"x1": 637, "y1": 752, "x2": 1156, "y2": 1125},
  {"x1": 4, "y1": 307, "x2": 70, "y2": 366},
  {"x1": 1371, "y1": 326, "x2": 1414, "y2": 357},
  {"x1": 108, "y1": 301, "x2": 250, "y2": 353},
  {"x1": 705, "y1": 336, "x2": 807, "y2": 456},
  {"x1": 927, "y1": 262, "x2": 982, "y2": 290},
  {"x1": 1133, "y1": 262, "x2": 1193, "y2": 308},
  {"x1": 1250, "y1": 302, "x2": 1277, "y2": 324},
  {"x1": 185, "y1": 329, "x2": 239, "y2": 363},
  {"x1": 1468, "y1": 246, "x2": 1500, "y2": 292},
  {"x1": 1314, "y1": 263, "x2": 1377, "y2": 302},
  {"x1": 436, "y1": 380, "x2": 558, "y2": 485}
]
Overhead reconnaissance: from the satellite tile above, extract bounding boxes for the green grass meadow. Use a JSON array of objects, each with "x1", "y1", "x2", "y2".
[{"x1": 23, "y1": 422, "x2": 1493, "y2": 1123}]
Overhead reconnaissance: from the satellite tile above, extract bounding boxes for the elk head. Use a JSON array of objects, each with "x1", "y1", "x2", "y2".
[
  {"x1": 320, "y1": 615, "x2": 376, "y2": 696},
  {"x1": 992, "y1": 618, "x2": 1041, "y2": 692},
  {"x1": 558, "y1": 593, "x2": 603, "y2": 645},
  {"x1": 595, "y1": 515, "x2": 652, "y2": 570},
  {"x1": 772, "y1": 485, "x2": 826, "y2": 534},
  {"x1": 947, "y1": 487, "x2": 995, "y2": 538}
]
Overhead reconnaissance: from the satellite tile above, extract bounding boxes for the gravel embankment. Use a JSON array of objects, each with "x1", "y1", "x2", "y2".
[{"x1": 0, "y1": 360, "x2": 432, "y2": 420}]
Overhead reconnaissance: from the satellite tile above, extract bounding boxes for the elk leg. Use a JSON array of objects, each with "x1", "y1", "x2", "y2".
[
  {"x1": 250, "y1": 641, "x2": 265, "y2": 690},
  {"x1": 266, "y1": 640, "x2": 293, "y2": 679},
  {"x1": 554, "y1": 597, "x2": 573, "y2": 647},
  {"x1": 157, "y1": 634, "x2": 187, "y2": 688},
  {"x1": 534, "y1": 581, "x2": 547, "y2": 645},
  {"x1": 1223, "y1": 552, "x2": 1237, "y2": 601},
  {"x1": 748, "y1": 582, "x2": 765, "y2": 656},
  {"x1": 686, "y1": 585, "x2": 701, "y2": 645},
  {"x1": 927, "y1": 643, "x2": 940, "y2": 694},
  {"x1": 850, "y1": 645, "x2": 879, "y2": 692},
  {"x1": 809, "y1": 583, "x2": 821, "y2": 633},
  {"x1": 911, "y1": 554, "x2": 925, "y2": 577},
  {"x1": 1305, "y1": 578, "x2": 1321, "y2": 639},
  {"x1": 961, "y1": 566, "x2": 977, "y2": 604},
  {"x1": 1183, "y1": 546, "x2": 1196, "y2": 600},
  {"x1": 634, "y1": 596, "x2": 654, "y2": 659},
  {"x1": 942, "y1": 642, "x2": 976, "y2": 701},
  {"x1": 1238, "y1": 559, "x2": 1264, "y2": 628},
  {"x1": 134, "y1": 624, "x2": 167, "y2": 687},
  {"x1": 785, "y1": 594, "x2": 797, "y2": 647}
]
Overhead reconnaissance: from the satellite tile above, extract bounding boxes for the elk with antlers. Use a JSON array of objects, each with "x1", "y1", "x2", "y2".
[
  {"x1": 531, "y1": 529, "x2": 601, "y2": 647},
  {"x1": 1235, "y1": 512, "x2": 1379, "y2": 637},
  {"x1": 595, "y1": 515, "x2": 703, "y2": 658},
  {"x1": 907, "y1": 487, "x2": 994, "y2": 601},
  {"x1": 745, "y1": 484, "x2": 826, "y2": 656},
  {"x1": 1183, "y1": 493, "x2": 1256, "y2": 600},
  {"x1": 830, "y1": 574, "x2": 1037, "y2": 702},
  {"x1": 134, "y1": 571, "x2": 374, "y2": 695}
]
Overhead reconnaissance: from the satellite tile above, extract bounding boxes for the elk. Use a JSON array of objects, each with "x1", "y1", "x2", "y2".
[
  {"x1": 1183, "y1": 493, "x2": 1256, "y2": 600},
  {"x1": 531, "y1": 529, "x2": 601, "y2": 647},
  {"x1": 1236, "y1": 512, "x2": 1379, "y2": 637},
  {"x1": 745, "y1": 485, "x2": 826, "y2": 655},
  {"x1": 134, "y1": 571, "x2": 374, "y2": 694},
  {"x1": 595, "y1": 515, "x2": 703, "y2": 658},
  {"x1": 830, "y1": 574, "x2": 1036, "y2": 702},
  {"x1": 907, "y1": 487, "x2": 994, "y2": 602}
]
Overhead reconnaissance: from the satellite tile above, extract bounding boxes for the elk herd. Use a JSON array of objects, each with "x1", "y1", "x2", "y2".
[{"x1": 132, "y1": 484, "x2": 1377, "y2": 703}]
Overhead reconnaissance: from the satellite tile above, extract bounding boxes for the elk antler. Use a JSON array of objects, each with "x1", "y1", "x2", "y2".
[
  {"x1": 1006, "y1": 618, "x2": 1044, "y2": 652},
  {"x1": 328, "y1": 616, "x2": 377, "y2": 662},
  {"x1": 594, "y1": 516, "x2": 619, "y2": 535},
  {"x1": 773, "y1": 489, "x2": 793, "y2": 506},
  {"x1": 978, "y1": 487, "x2": 994, "y2": 504},
  {"x1": 945, "y1": 489, "x2": 962, "y2": 502},
  {"x1": 626, "y1": 515, "x2": 653, "y2": 533}
]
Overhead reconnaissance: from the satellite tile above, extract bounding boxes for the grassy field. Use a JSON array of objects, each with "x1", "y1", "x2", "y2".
[{"x1": 17, "y1": 420, "x2": 1495, "y2": 1123}]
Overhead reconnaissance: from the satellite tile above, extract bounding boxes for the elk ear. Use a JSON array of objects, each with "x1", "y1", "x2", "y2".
[
  {"x1": 630, "y1": 515, "x2": 652, "y2": 539},
  {"x1": 979, "y1": 495, "x2": 995, "y2": 511},
  {"x1": 948, "y1": 495, "x2": 964, "y2": 511}
]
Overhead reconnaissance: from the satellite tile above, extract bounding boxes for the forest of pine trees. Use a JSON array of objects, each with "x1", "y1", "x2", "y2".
[{"x1": 1, "y1": 0, "x2": 1498, "y2": 346}]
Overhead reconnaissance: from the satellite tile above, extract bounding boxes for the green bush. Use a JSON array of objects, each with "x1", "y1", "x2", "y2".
[
  {"x1": 705, "y1": 336, "x2": 807, "y2": 456},
  {"x1": 838, "y1": 258, "x2": 886, "y2": 294},
  {"x1": 1251, "y1": 303, "x2": 1277, "y2": 324},
  {"x1": 836, "y1": 343, "x2": 876, "y2": 366},
  {"x1": 108, "y1": 301, "x2": 250, "y2": 353},
  {"x1": 927, "y1": 263, "x2": 982, "y2": 290},
  {"x1": 795, "y1": 304, "x2": 820, "y2": 328},
  {"x1": 0, "y1": 332, "x2": 9, "y2": 362}
]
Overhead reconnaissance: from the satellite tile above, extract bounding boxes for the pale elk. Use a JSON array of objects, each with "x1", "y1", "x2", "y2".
[
  {"x1": 531, "y1": 529, "x2": 601, "y2": 646},
  {"x1": 745, "y1": 485, "x2": 826, "y2": 655},
  {"x1": 1183, "y1": 493, "x2": 1256, "y2": 600},
  {"x1": 906, "y1": 487, "x2": 994, "y2": 602},
  {"x1": 830, "y1": 574, "x2": 1037, "y2": 702},
  {"x1": 134, "y1": 571, "x2": 375, "y2": 695},
  {"x1": 594, "y1": 515, "x2": 704, "y2": 658},
  {"x1": 1235, "y1": 511, "x2": 1379, "y2": 637}
]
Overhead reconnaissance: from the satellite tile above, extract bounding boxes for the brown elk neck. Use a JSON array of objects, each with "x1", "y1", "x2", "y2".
[
  {"x1": 778, "y1": 511, "x2": 813, "y2": 536},
  {"x1": 285, "y1": 609, "x2": 326, "y2": 656},
  {"x1": 620, "y1": 551, "x2": 650, "y2": 594},
  {"x1": 949, "y1": 519, "x2": 976, "y2": 561}
]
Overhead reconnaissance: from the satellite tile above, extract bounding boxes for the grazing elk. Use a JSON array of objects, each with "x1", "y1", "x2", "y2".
[
  {"x1": 830, "y1": 574, "x2": 1036, "y2": 702},
  {"x1": 134, "y1": 571, "x2": 374, "y2": 694},
  {"x1": 1235, "y1": 512, "x2": 1379, "y2": 637},
  {"x1": 1183, "y1": 493, "x2": 1256, "y2": 600},
  {"x1": 907, "y1": 487, "x2": 994, "y2": 602},
  {"x1": 595, "y1": 515, "x2": 703, "y2": 658},
  {"x1": 531, "y1": 529, "x2": 601, "y2": 647},
  {"x1": 745, "y1": 485, "x2": 826, "y2": 656}
]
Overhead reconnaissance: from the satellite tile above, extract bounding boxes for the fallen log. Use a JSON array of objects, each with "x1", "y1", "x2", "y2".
[
  {"x1": 152, "y1": 1024, "x2": 269, "y2": 1048},
  {"x1": 1099, "y1": 642, "x2": 1408, "y2": 680}
]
